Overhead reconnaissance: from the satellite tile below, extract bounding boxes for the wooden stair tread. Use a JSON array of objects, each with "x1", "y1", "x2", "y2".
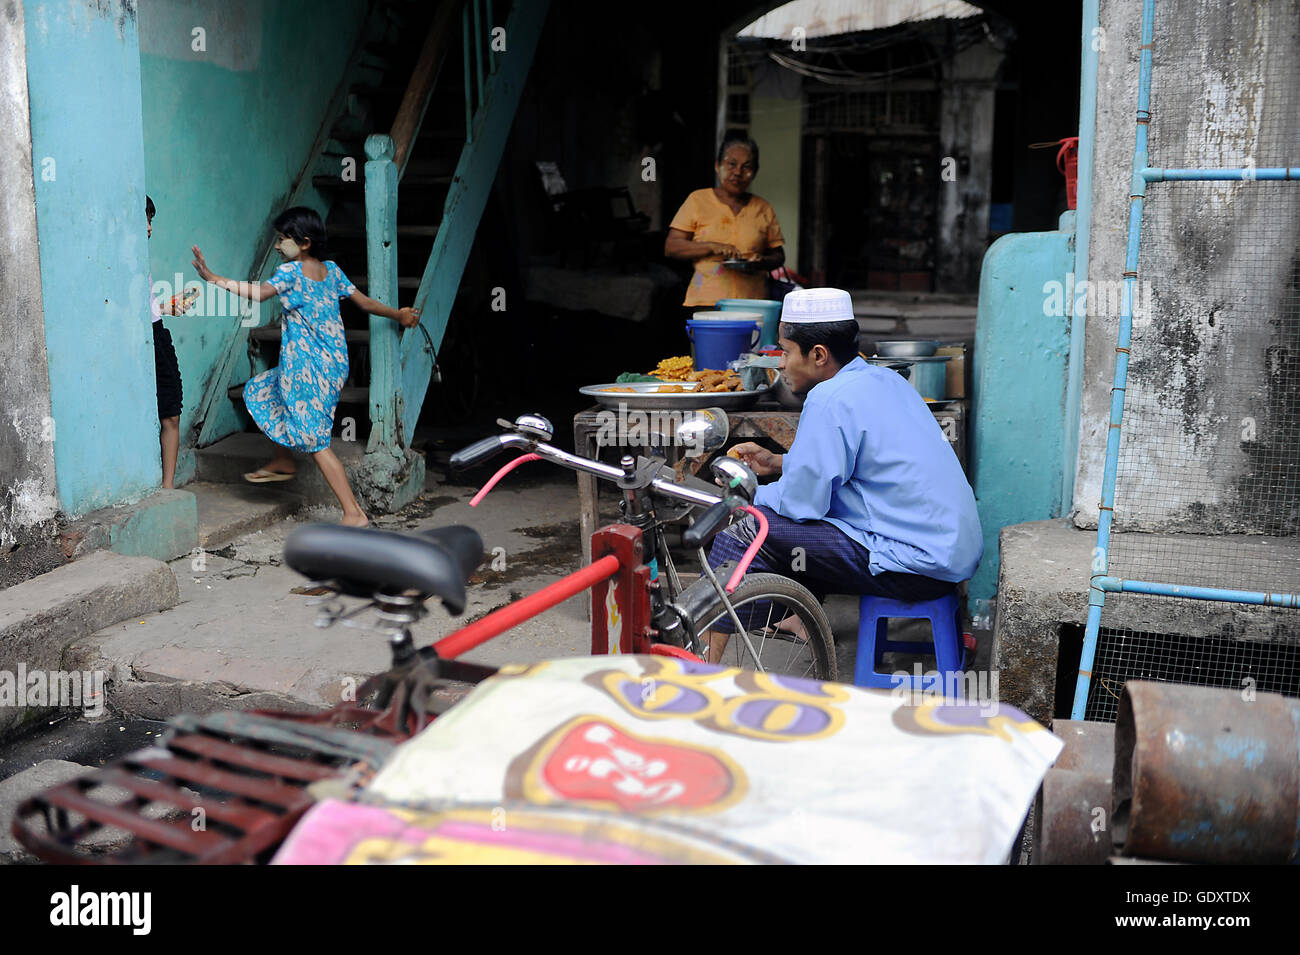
[
  {"x1": 328, "y1": 224, "x2": 441, "y2": 238},
  {"x1": 227, "y1": 384, "x2": 370, "y2": 403},
  {"x1": 248, "y1": 326, "x2": 371, "y2": 343},
  {"x1": 354, "y1": 275, "x2": 422, "y2": 289}
]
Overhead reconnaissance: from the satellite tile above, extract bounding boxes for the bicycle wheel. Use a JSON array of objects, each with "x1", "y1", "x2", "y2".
[{"x1": 691, "y1": 573, "x2": 836, "y2": 682}]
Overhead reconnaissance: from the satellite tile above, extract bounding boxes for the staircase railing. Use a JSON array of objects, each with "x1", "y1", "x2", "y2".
[{"x1": 363, "y1": 0, "x2": 550, "y2": 454}]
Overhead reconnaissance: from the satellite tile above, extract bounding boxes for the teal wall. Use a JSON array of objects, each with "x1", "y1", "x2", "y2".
[
  {"x1": 968, "y1": 217, "x2": 1075, "y2": 612},
  {"x1": 138, "y1": 0, "x2": 368, "y2": 447},
  {"x1": 25, "y1": 0, "x2": 157, "y2": 515}
]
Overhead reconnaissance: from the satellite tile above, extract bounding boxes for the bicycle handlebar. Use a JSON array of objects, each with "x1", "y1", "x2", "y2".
[
  {"x1": 449, "y1": 435, "x2": 514, "y2": 470},
  {"x1": 454, "y1": 431, "x2": 723, "y2": 510},
  {"x1": 682, "y1": 499, "x2": 733, "y2": 548}
]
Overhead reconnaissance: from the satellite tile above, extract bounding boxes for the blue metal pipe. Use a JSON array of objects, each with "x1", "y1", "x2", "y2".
[
  {"x1": 1091, "y1": 576, "x2": 1300, "y2": 608},
  {"x1": 1062, "y1": 0, "x2": 1100, "y2": 514},
  {"x1": 1144, "y1": 167, "x2": 1299, "y2": 181},
  {"x1": 1071, "y1": 0, "x2": 1156, "y2": 721}
]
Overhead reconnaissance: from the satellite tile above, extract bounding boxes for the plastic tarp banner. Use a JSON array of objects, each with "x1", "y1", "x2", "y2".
[{"x1": 274, "y1": 655, "x2": 1061, "y2": 864}]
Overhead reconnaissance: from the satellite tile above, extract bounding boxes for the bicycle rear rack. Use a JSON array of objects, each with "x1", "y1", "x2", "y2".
[{"x1": 10, "y1": 661, "x2": 495, "y2": 864}]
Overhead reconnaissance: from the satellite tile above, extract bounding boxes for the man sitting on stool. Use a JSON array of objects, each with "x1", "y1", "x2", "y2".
[{"x1": 709, "y1": 287, "x2": 982, "y2": 661}]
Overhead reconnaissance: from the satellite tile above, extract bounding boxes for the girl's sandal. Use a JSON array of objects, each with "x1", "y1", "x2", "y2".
[{"x1": 244, "y1": 468, "x2": 296, "y2": 484}]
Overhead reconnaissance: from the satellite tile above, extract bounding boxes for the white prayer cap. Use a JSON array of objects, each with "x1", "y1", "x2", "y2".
[{"x1": 779, "y1": 287, "x2": 855, "y2": 324}]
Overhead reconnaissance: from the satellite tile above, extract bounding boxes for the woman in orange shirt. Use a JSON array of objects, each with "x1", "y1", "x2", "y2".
[{"x1": 664, "y1": 138, "x2": 786, "y2": 307}]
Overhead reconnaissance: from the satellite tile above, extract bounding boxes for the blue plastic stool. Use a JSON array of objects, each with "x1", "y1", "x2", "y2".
[{"x1": 853, "y1": 592, "x2": 963, "y2": 689}]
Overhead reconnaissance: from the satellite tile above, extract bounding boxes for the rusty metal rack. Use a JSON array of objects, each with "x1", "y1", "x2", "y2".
[{"x1": 10, "y1": 659, "x2": 493, "y2": 864}]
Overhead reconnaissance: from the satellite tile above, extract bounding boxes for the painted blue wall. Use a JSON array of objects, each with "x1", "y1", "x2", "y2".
[
  {"x1": 968, "y1": 218, "x2": 1075, "y2": 611},
  {"x1": 138, "y1": 0, "x2": 368, "y2": 448},
  {"x1": 25, "y1": 0, "x2": 156, "y2": 515}
]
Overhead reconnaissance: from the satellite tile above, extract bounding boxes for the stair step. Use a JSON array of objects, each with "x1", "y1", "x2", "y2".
[
  {"x1": 328, "y1": 224, "x2": 441, "y2": 239},
  {"x1": 249, "y1": 326, "x2": 371, "y2": 343},
  {"x1": 314, "y1": 174, "x2": 365, "y2": 189},
  {"x1": 354, "y1": 275, "x2": 422, "y2": 290},
  {"x1": 191, "y1": 480, "x2": 302, "y2": 549},
  {"x1": 418, "y1": 128, "x2": 466, "y2": 141},
  {"x1": 194, "y1": 432, "x2": 370, "y2": 508},
  {"x1": 227, "y1": 384, "x2": 371, "y2": 404},
  {"x1": 350, "y1": 83, "x2": 407, "y2": 99},
  {"x1": 315, "y1": 170, "x2": 452, "y2": 189}
]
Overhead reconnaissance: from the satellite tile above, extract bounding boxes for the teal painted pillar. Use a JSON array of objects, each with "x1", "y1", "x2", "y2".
[
  {"x1": 968, "y1": 215, "x2": 1075, "y2": 615},
  {"x1": 24, "y1": 0, "x2": 157, "y2": 515},
  {"x1": 364, "y1": 134, "x2": 401, "y2": 452}
]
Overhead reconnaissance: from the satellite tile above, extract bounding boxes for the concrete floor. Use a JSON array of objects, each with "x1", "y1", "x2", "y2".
[{"x1": 62, "y1": 464, "x2": 986, "y2": 720}]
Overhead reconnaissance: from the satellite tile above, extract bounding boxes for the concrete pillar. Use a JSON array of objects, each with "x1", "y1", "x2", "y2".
[
  {"x1": 749, "y1": 57, "x2": 801, "y2": 271},
  {"x1": 1073, "y1": 0, "x2": 1300, "y2": 530},
  {"x1": 936, "y1": 42, "x2": 1003, "y2": 292},
  {"x1": 0, "y1": 0, "x2": 59, "y2": 560},
  {"x1": 22, "y1": 0, "x2": 158, "y2": 516}
]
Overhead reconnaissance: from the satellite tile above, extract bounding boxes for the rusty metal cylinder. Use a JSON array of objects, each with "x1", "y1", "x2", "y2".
[
  {"x1": 1113, "y1": 681, "x2": 1300, "y2": 864},
  {"x1": 1033, "y1": 769, "x2": 1114, "y2": 865}
]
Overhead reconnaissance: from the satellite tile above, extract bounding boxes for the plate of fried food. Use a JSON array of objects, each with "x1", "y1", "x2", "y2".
[{"x1": 580, "y1": 356, "x2": 770, "y2": 410}]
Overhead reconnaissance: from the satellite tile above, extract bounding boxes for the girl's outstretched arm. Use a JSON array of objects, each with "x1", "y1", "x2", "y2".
[
  {"x1": 348, "y1": 289, "x2": 421, "y2": 328},
  {"x1": 191, "y1": 245, "x2": 276, "y2": 302}
]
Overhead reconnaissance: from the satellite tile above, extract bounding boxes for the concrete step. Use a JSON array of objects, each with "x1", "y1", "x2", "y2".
[
  {"x1": 0, "y1": 551, "x2": 179, "y2": 738},
  {"x1": 193, "y1": 432, "x2": 368, "y2": 510},
  {"x1": 190, "y1": 481, "x2": 303, "y2": 550}
]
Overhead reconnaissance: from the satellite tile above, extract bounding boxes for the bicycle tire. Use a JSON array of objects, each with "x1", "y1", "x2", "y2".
[{"x1": 690, "y1": 573, "x2": 837, "y2": 682}]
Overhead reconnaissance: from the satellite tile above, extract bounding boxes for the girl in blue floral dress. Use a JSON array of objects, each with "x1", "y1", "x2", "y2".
[{"x1": 191, "y1": 207, "x2": 420, "y2": 526}]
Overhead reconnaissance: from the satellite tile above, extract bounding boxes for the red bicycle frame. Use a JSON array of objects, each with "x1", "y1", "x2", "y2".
[{"x1": 433, "y1": 452, "x2": 769, "y2": 662}]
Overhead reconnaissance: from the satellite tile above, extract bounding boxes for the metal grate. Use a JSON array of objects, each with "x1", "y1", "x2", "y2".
[
  {"x1": 1107, "y1": 180, "x2": 1300, "y2": 593},
  {"x1": 1085, "y1": 620, "x2": 1300, "y2": 723},
  {"x1": 1080, "y1": 0, "x2": 1300, "y2": 721}
]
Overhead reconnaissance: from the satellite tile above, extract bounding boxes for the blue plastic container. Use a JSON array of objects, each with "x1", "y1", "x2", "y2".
[
  {"x1": 686, "y1": 318, "x2": 760, "y2": 370},
  {"x1": 715, "y1": 298, "x2": 784, "y2": 347}
]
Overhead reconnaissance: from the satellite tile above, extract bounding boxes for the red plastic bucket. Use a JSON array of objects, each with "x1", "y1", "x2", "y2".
[{"x1": 1057, "y1": 137, "x2": 1079, "y2": 210}]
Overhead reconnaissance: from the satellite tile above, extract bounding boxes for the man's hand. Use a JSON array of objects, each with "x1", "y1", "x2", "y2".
[
  {"x1": 727, "y1": 442, "x2": 781, "y2": 476},
  {"x1": 396, "y1": 306, "x2": 421, "y2": 328}
]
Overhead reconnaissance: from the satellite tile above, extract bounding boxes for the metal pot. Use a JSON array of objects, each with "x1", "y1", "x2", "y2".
[
  {"x1": 866, "y1": 356, "x2": 950, "y2": 400},
  {"x1": 875, "y1": 339, "x2": 941, "y2": 358}
]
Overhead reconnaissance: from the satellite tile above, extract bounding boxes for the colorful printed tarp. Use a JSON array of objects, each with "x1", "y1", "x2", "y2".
[{"x1": 273, "y1": 655, "x2": 1061, "y2": 864}]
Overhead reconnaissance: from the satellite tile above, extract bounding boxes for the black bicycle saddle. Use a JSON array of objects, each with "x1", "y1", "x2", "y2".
[{"x1": 283, "y1": 524, "x2": 484, "y2": 615}]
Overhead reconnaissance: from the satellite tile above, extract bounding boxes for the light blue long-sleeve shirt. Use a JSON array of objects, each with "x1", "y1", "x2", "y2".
[{"x1": 754, "y1": 357, "x2": 983, "y2": 582}]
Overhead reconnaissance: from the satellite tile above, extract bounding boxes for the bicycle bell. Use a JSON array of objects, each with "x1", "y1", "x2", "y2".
[
  {"x1": 512, "y1": 414, "x2": 553, "y2": 442},
  {"x1": 710, "y1": 457, "x2": 757, "y2": 503}
]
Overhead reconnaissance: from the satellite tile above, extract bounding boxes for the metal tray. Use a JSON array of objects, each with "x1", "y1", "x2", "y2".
[{"x1": 580, "y1": 381, "x2": 770, "y2": 411}]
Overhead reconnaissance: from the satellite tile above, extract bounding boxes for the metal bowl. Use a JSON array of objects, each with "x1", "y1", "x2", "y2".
[
  {"x1": 579, "y1": 381, "x2": 770, "y2": 411},
  {"x1": 874, "y1": 340, "x2": 941, "y2": 358}
]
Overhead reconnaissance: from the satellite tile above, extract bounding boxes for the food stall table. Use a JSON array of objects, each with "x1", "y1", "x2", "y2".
[
  {"x1": 572, "y1": 406, "x2": 801, "y2": 568},
  {"x1": 572, "y1": 400, "x2": 968, "y2": 567}
]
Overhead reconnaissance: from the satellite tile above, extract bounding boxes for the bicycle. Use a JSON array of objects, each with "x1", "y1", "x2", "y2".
[
  {"x1": 446, "y1": 412, "x2": 836, "y2": 681},
  {"x1": 10, "y1": 412, "x2": 835, "y2": 864}
]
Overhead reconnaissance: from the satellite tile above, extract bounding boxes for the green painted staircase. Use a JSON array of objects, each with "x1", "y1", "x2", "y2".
[{"x1": 202, "y1": 0, "x2": 550, "y2": 513}]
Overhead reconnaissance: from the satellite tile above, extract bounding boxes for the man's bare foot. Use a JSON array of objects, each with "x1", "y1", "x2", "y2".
[
  {"x1": 768, "y1": 614, "x2": 809, "y2": 642},
  {"x1": 341, "y1": 512, "x2": 369, "y2": 527}
]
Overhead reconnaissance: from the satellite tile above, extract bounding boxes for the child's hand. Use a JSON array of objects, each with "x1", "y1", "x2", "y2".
[
  {"x1": 191, "y1": 246, "x2": 215, "y2": 282},
  {"x1": 397, "y1": 306, "x2": 421, "y2": 328}
]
